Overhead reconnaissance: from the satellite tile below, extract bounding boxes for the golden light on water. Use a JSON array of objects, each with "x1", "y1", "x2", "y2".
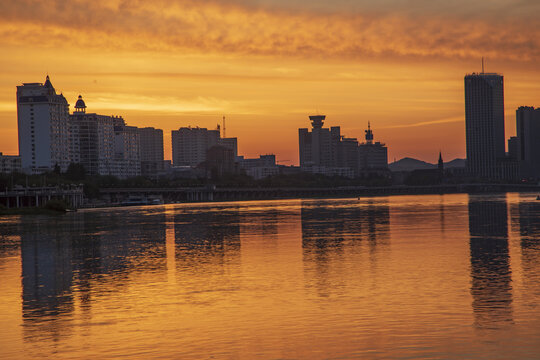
[{"x1": 1, "y1": 195, "x2": 540, "y2": 358}]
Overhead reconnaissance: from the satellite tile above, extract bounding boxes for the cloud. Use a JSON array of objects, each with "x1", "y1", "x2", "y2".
[
  {"x1": 380, "y1": 116, "x2": 464, "y2": 129},
  {"x1": 74, "y1": 93, "x2": 232, "y2": 114},
  {"x1": 0, "y1": 0, "x2": 538, "y2": 62}
]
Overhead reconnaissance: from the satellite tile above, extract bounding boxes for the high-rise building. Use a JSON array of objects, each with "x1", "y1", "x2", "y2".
[
  {"x1": 70, "y1": 95, "x2": 140, "y2": 178},
  {"x1": 298, "y1": 115, "x2": 341, "y2": 169},
  {"x1": 515, "y1": 106, "x2": 540, "y2": 178},
  {"x1": 114, "y1": 124, "x2": 141, "y2": 179},
  {"x1": 357, "y1": 123, "x2": 388, "y2": 174},
  {"x1": 138, "y1": 127, "x2": 165, "y2": 177},
  {"x1": 17, "y1": 75, "x2": 71, "y2": 173},
  {"x1": 464, "y1": 72, "x2": 505, "y2": 179},
  {"x1": 299, "y1": 116, "x2": 388, "y2": 177},
  {"x1": 171, "y1": 127, "x2": 219, "y2": 166},
  {"x1": 339, "y1": 137, "x2": 359, "y2": 169}
]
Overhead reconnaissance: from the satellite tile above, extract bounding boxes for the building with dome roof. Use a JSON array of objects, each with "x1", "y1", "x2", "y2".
[
  {"x1": 69, "y1": 95, "x2": 141, "y2": 178},
  {"x1": 74, "y1": 95, "x2": 87, "y2": 113},
  {"x1": 17, "y1": 75, "x2": 71, "y2": 173}
]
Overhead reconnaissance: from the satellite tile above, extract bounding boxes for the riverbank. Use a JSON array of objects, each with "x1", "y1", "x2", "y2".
[
  {"x1": 0, "y1": 199, "x2": 72, "y2": 216},
  {"x1": 86, "y1": 183, "x2": 540, "y2": 208},
  {"x1": 0, "y1": 207, "x2": 68, "y2": 216}
]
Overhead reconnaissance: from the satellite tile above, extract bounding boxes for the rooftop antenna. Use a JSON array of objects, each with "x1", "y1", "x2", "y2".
[{"x1": 222, "y1": 115, "x2": 226, "y2": 138}]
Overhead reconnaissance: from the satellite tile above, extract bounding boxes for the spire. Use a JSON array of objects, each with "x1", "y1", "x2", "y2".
[
  {"x1": 44, "y1": 74, "x2": 53, "y2": 89},
  {"x1": 438, "y1": 151, "x2": 444, "y2": 172},
  {"x1": 365, "y1": 121, "x2": 374, "y2": 143}
]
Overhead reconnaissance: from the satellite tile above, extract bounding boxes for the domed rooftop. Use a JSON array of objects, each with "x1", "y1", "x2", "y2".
[{"x1": 74, "y1": 95, "x2": 87, "y2": 113}]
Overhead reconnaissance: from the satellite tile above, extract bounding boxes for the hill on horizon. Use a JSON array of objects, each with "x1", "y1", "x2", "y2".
[{"x1": 389, "y1": 157, "x2": 465, "y2": 172}]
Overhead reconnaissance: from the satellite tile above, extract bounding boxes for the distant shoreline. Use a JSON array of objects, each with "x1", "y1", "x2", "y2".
[{"x1": 83, "y1": 183, "x2": 540, "y2": 209}]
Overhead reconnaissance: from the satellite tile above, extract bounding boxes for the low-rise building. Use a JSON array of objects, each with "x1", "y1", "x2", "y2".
[{"x1": 0, "y1": 153, "x2": 22, "y2": 173}]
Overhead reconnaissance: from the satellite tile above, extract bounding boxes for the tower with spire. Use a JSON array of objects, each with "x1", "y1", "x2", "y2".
[
  {"x1": 438, "y1": 151, "x2": 444, "y2": 172},
  {"x1": 358, "y1": 122, "x2": 388, "y2": 175}
]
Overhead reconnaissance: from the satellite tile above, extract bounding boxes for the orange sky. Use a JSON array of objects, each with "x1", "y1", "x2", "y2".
[{"x1": 0, "y1": 0, "x2": 539, "y2": 164}]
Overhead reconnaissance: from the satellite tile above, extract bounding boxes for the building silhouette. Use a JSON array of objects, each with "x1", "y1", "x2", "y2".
[
  {"x1": 204, "y1": 145, "x2": 236, "y2": 178},
  {"x1": 299, "y1": 116, "x2": 387, "y2": 177},
  {"x1": 138, "y1": 127, "x2": 166, "y2": 177},
  {"x1": 464, "y1": 72, "x2": 518, "y2": 180},
  {"x1": 298, "y1": 115, "x2": 341, "y2": 170},
  {"x1": 114, "y1": 123, "x2": 141, "y2": 178},
  {"x1": 468, "y1": 195, "x2": 513, "y2": 328},
  {"x1": 357, "y1": 122, "x2": 388, "y2": 174},
  {"x1": 70, "y1": 95, "x2": 140, "y2": 178},
  {"x1": 514, "y1": 106, "x2": 540, "y2": 179},
  {"x1": 237, "y1": 154, "x2": 279, "y2": 179},
  {"x1": 17, "y1": 76, "x2": 71, "y2": 173},
  {"x1": 438, "y1": 151, "x2": 444, "y2": 173},
  {"x1": 0, "y1": 153, "x2": 21, "y2": 173},
  {"x1": 171, "y1": 126, "x2": 238, "y2": 167}
]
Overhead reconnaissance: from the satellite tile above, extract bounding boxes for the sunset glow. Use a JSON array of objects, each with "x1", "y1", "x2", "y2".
[{"x1": 1, "y1": 0, "x2": 539, "y2": 163}]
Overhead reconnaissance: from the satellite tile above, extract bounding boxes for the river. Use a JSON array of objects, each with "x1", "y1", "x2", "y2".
[{"x1": 1, "y1": 193, "x2": 539, "y2": 359}]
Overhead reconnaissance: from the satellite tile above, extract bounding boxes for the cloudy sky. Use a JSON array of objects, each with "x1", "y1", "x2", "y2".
[{"x1": 1, "y1": 0, "x2": 539, "y2": 163}]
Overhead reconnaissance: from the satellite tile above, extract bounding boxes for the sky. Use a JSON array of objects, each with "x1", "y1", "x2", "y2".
[{"x1": 0, "y1": 0, "x2": 539, "y2": 164}]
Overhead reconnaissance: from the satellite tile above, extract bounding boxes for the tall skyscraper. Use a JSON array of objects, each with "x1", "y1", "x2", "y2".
[
  {"x1": 17, "y1": 75, "x2": 71, "y2": 173},
  {"x1": 515, "y1": 106, "x2": 540, "y2": 178},
  {"x1": 464, "y1": 72, "x2": 505, "y2": 179}
]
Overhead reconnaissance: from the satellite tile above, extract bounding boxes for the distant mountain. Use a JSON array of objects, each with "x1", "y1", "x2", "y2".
[
  {"x1": 389, "y1": 157, "x2": 435, "y2": 172},
  {"x1": 389, "y1": 157, "x2": 466, "y2": 172},
  {"x1": 444, "y1": 158, "x2": 466, "y2": 168}
]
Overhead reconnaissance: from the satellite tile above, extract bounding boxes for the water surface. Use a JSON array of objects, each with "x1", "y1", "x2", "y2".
[{"x1": 1, "y1": 193, "x2": 540, "y2": 359}]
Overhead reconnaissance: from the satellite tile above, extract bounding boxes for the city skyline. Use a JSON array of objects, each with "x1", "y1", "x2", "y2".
[{"x1": 0, "y1": 0, "x2": 539, "y2": 164}]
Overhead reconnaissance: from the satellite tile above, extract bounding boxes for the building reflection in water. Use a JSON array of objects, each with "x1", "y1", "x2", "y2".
[
  {"x1": 301, "y1": 200, "x2": 390, "y2": 297},
  {"x1": 516, "y1": 197, "x2": 540, "y2": 301},
  {"x1": 468, "y1": 195, "x2": 513, "y2": 329},
  {"x1": 20, "y1": 209, "x2": 167, "y2": 341},
  {"x1": 173, "y1": 206, "x2": 241, "y2": 279}
]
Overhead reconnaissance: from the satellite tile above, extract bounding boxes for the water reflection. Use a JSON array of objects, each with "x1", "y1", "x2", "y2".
[
  {"x1": 173, "y1": 207, "x2": 241, "y2": 301},
  {"x1": 301, "y1": 200, "x2": 390, "y2": 297},
  {"x1": 468, "y1": 195, "x2": 513, "y2": 329},
  {"x1": 516, "y1": 199, "x2": 540, "y2": 302},
  {"x1": 19, "y1": 210, "x2": 168, "y2": 341},
  {"x1": 173, "y1": 206, "x2": 240, "y2": 260}
]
